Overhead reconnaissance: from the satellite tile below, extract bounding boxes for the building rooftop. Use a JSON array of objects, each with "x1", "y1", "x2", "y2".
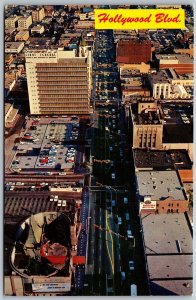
[
  {"x1": 31, "y1": 25, "x2": 44, "y2": 30},
  {"x1": 134, "y1": 149, "x2": 192, "y2": 170},
  {"x1": 131, "y1": 102, "x2": 162, "y2": 125},
  {"x1": 156, "y1": 54, "x2": 193, "y2": 64},
  {"x1": 141, "y1": 213, "x2": 193, "y2": 295},
  {"x1": 16, "y1": 30, "x2": 28, "y2": 36},
  {"x1": 136, "y1": 170, "x2": 186, "y2": 201},
  {"x1": 149, "y1": 279, "x2": 192, "y2": 296},
  {"x1": 148, "y1": 70, "x2": 170, "y2": 84},
  {"x1": 5, "y1": 41, "x2": 24, "y2": 49},
  {"x1": 163, "y1": 124, "x2": 193, "y2": 144},
  {"x1": 5, "y1": 103, "x2": 12, "y2": 115},
  {"x1": 141, "y1": 212, "x2": 192, "y2": 254}
]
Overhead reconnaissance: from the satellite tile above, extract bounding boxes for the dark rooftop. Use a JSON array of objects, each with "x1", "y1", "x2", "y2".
[
  {"x1": 131, "y1": 103, "x2": 162, "y2": 125},
  {"x1": 163, "y1": 124, "x2": 193, "y2": 144},
  {"x1": 134, "y1": 149, "x2": 192, "y2": 170}
]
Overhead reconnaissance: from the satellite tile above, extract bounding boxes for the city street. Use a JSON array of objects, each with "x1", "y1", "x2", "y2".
[{"x1": 85, "y1": 29, "x2": 149, "y2": 295}]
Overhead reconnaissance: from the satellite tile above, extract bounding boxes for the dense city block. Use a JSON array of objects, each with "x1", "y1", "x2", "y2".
[{"x1": 4, "y1": 4, "x2": 193, "y2": 296}]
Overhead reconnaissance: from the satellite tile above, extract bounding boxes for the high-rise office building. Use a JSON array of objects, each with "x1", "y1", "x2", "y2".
[{"x1": 25, "y1": 48, "x2": 92, "y2": 115}]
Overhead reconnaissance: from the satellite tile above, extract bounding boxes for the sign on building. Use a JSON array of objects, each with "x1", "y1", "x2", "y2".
[{"x1": 32, "y1": 282, "x2": 71, "y2": 293}]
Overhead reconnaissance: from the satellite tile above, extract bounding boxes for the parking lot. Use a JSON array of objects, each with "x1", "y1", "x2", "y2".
[{"x1": 10, "y1": 118, "x2": 81, "y2": 171}]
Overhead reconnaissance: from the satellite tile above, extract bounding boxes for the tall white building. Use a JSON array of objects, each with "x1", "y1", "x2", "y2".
[{"x1": 25, "y1": 48, "x2": 92, "y2": 115}]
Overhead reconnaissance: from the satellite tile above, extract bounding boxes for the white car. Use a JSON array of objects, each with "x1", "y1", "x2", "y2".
[
  {"x1": 111, "y1": 173, "x2": 115, "y2": 179},
  {"x1": 129, "y1": 261, "x2": 134, "y2": 271},
  {"x1": 127, "y1": 230, "x2": 132, "y2": 238}
]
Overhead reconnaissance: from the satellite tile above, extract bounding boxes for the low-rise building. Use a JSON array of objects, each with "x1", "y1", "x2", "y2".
[
  {"x1": 5, "y1": 102, "x2": 19, "y2": 127},
  {"x1": 5, "y1": 54, "x2": 14, "y2": 65},
  {"x1": 75, "y1": 20, "x2": 94, "y2": 29},
  {"x1": 5, "y1": 42, "x2": 25, "y2": 53},
  {"x1": 133, "y1": 149, "x2": 192, "y2": 171},
  {"x1": 130, "y1": 101, "x2": 163, "y2": 149},
  {"x1": 18, "y1": 15, "x2": 32, "y2": 30},
  {"x1": 117, "y1": 39, "x2": 152, "y2": 64},
  {"x1": 141, "y1": 213, "x2": 192, "y2": 295},
  {"x1": 136, "y1": 170, "x2": 188, "y2": 214},
  {"x1": 44, "y1": 5, "x2": 54, "y2": 16},
  {"x1": 148, "y1": 69, "x2": 193, "y2": 99},
  {"x1": 121, "y1": 70, "x2": 150, "y2": 100},
  {"x1": 15, "y1": 30, "x2": 29, "y2": 41},
  {"x1": 5, "y1": 15, "x2": 18, "y2": 28},
  {"x1": 31, "y1": 25, "x2": 45, "y2": 35},
  {"x1": 155, "y1": 54, "x2": 193, "y2": 75}
]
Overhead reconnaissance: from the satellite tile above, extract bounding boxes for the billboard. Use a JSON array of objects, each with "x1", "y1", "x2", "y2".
[{"x1": 140, "y1": 199, "x2": 156, "y2": 212}]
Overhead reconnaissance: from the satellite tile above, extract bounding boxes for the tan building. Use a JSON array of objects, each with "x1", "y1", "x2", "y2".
[
  {"x1": 15, "y1": 30, "x2": 29, "y2": 41},
  {"x1": 5, "y1": 42, "x2": 24, "y2": 54},
  {"x1": 25, "y1": 48, "x2": 92, "y2": 115},
  {"x1": 32, "y1": 7, "x2": 45, "y2": 22},
  {"x1": 18, "y1": 15, "x2": 32, "y2": 30},
  {"x1": 75, "y1": 20, "x2": 94, "y2": 29},
  {"x1": 136, "y1": 170, "x2": 188, "y2": 214},
  {"x1": 5, "y1": 54, "x2": 14, "y2": 65},
  {"x1": 119, "y1": 62, "x2": 150, "y2": 74},
  {"x1": 31, "y1": 25, "x2": 45, "y2": 35},
  {"x1": 5, "y1": 16, "x2": 18, "y2": 28},
  {"x1": 130, "y1": 101, "x2": 163, "y2": 149}
]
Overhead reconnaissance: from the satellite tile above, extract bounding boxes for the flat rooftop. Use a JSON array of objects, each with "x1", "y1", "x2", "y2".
[
  {"x1": 150, "y1": 279, "x2": 192, "y2": 296},
  {"x1": 141, "y1": 213, "x2": 193, "y2": 295},
  {"x1": 134, "y1": 149, "x2": 192, "y2": 170},
  {"x1": 141, "y1": 213, "x2": 192, "y2": 254},
  {"x1": 156, "y1": 54, "x2": 193, "y2": 64},
  {"x1": 149, "y1": 71, "x2": 170, "y2": 84},
  {"x1": 136, "y1": 170, "x2": 186, "y2": 201},
  {"x1": 163, "y1": 124, "x2": 193, "y2": 144},
  {"x1": 10, "y1": 118, "x2": 82, "y2": 171},
  {"x1": 131, "y1": 103, "x2": 162, "y2": 125},
  {"x1": 5, "y1": 103, "x2": 12, "y2": 115}
]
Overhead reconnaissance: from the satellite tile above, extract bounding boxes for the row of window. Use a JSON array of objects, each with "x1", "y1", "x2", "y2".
[
  {"x1": 155, "y1": 209, "x2": 179, "y2": 213},
  {"x1": 36, "y1": 67, "x2": 87, "y2": 71},
  {"x1": 157, "y1": 203, "x2": 179, "y2": 207},
  {"x1": 39, "y1": 95, "x2": 89, "y2": 99}
]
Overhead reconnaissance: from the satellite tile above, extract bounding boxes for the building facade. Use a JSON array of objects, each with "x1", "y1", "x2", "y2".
[
  {"x1": 31, "y1": 25, "x2": 45, "y2": 35},
  {"x1": 15, "y1": 30, "x2": 29, "y2": 41},
  {"x1": 5, "y1": 42, "x2": 25, "y2": 54},
  {"x1": 136, "y1": 170, "x2": 189, "y2": 214},
  {"x1": 32, "y1": 7, "x2": 45, "y2": 22},
  {"x1": 5, "y1": 16, "x2": 18, "y2": 28},
  {"x1": 25, "y1": 48, "x2": 91, "y2": 115},
  {"x1": 117, "y1": 40, "x2": 152, "y2": 64},
  {"x1": 18, "y1": 15, "x2": 32, "y2": 30},
  {"x1": 130, "y1": 101, "x2": 163, "y2": 149}
]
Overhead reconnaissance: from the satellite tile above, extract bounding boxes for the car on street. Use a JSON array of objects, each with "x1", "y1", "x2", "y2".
[{"x1": 129, "y1": 260, "x2": 134, "y2": 271}]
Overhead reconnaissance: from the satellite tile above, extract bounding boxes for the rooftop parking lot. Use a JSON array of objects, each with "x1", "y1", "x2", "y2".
[{"x1": 10, "y1": 118, "x2": 81, "y2": 171}]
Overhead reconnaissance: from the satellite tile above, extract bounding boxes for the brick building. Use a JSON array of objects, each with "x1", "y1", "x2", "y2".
[
  {"x1": 136, "y1": 170, "x2": 189, "y2": 214},
  {"x1": 116, "y1": 39, "x2": 152, "y2": 64}
]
